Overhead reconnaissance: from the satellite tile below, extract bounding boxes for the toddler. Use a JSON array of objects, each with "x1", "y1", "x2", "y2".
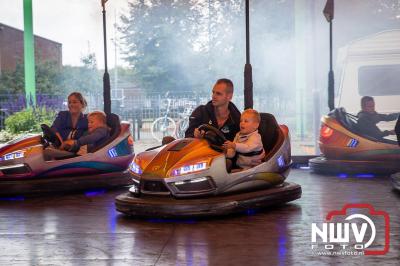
[
  {"x1": 223, "y1": 109, "x2": 265, "y2": 170},
  {"x1": 62, "y1": 111, "x2": 109, "y2": 154}
]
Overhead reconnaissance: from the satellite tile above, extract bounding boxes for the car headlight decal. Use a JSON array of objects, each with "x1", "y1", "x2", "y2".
[
  {"x1": 347, "y1": 138, "x2": 359, "y2": 148},
  {"x1": 171, "y1": 162, "x2": 208, "y2": 176},
  {"x1": 107, "y1": 137, "x2": 134, "y2": 158},
  {"x1": 1, "y1": 150, "x2": 25, "y2": 161},
  {"x1": 108, "y1": 147, "x2": 118, "y2": 158},
  {"x1": 129, "y1": 161, "x2": 143, "y2": 175},
  {"x1": 277, "y1": 155, "x2": 285, "y2": 168},
  {"x1": 172, "y1": 176, "x2": 215, "y2": 193},
  {"x1": 174, "y1": 176, "x2": 208, "y2": 186}
]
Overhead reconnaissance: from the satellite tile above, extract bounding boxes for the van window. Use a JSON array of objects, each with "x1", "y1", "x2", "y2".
[{"x1": 358, "y1": 65, "x2": 400, "y2": 96}]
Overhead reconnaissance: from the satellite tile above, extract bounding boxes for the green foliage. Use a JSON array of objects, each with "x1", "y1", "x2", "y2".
[
  {"x1": 5, "y1": 107, "x2": 57, "y2": 134},
  {"x1": 0, "y1": 62, "x2": 25, "y2": 94},
  {"x1": 59, "y1": 53, "x2": 102, "y2": 96},
  {"x1": 0, "y1": 61, "x2": 64, "y2": 94},
  {"x1": 0, "y1": 55, "x2": 101, "y2": 97},
  {"x1": 118, "y1": 0, "x2": 248, "y2": 93},
  {"x1": 0, "y1": 130, "x2": 24, "y2": 143},
  {"x1": 35, "y1": 61, "x2": 64, "y2": 94}
]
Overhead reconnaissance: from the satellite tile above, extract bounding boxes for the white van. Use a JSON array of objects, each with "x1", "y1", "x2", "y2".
[{"x1": 336, "y1": 30, "x2": 400, "y2": 114}]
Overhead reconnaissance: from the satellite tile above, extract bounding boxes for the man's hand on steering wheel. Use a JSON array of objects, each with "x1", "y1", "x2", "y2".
[
  {"x1": 194, "y1": 128, "x2": 205, "y2": 139},
  {"x1": 197, "y1": 124, "x2": 226, "y2": 151}
]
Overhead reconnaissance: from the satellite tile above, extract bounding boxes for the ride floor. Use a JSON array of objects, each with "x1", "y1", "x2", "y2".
[{"x1": 0, "y1": 169, "x2": 399, "y2": 265}]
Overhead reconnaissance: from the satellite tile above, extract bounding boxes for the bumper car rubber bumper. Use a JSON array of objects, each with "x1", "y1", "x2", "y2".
[
  {"x1": 309, "y1": 156, "x2": 400, "y2": 175},
  {"x1": 0, "y1": 171, "x2": 132, "y2": 196},
  {"x1": 115, "y1": 182, "x2": 301, "y2": 218}
]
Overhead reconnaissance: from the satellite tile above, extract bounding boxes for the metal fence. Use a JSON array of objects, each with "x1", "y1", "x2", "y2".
[
  {"x1": 0, "y1": 93, "x2": 65, "y2": 130},
  {"x1": 0, "y1": 91, "x2": 303, "y2": 138}
]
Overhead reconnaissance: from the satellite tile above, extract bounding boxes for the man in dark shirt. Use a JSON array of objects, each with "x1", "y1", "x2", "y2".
[
  {"x1": 185, "y1": 78, "x2": 241, "y2": 141},
  {"x1": 357, "y1": 96, "x2": 399, "y2": 142}
]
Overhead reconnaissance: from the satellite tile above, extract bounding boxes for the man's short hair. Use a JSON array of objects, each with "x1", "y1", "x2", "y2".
[
  {"x1": 361, "y1": 96, "x2": 374, "y2": 109},
  {"x1": 88, "y1": 110, "x2": 107, "y2": 124},
  {"x1": 242, "y1": 109, "x2": 261, "y2": 123},
  {"x1": 216, "y1": 78, "x2": 234, "y2": 94}
]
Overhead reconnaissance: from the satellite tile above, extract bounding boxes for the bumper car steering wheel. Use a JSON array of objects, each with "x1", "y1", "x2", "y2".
[
  {"x1": 198, "y1": 124, "x2": 226, "y2": 152},
  {"x1": 41, "y1": 124, "x2": 62, "y2": 148}
]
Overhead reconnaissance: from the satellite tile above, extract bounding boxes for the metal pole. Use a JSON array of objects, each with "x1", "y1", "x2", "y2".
[
  {"x1": 329, "y1": 21, "x2": 333, "y2": 71},
  {"x1": 244, "y1": 0, "x2": 253, "y2": 110},
  {"x1": 113, "y1": 11, "x2": 118, "y2": 94},
  {"x1": 323, "y1": 0, "x2": 335, "y2": 111},
  {"x1": 102, "y1": 0, "x2": 111, "y2": 115},
  {"x1": 328, "y1": 20, "x2": 335, "y2": 111},
  {"x1": 0, "y1": 25, "x2": 3, "y2": 77},
  {"x1": 245, "y1": 0, "x2": 250, "y2": 65},
  {"x1": 23, "y1": 0, "x2": 36, "y2": 107}
]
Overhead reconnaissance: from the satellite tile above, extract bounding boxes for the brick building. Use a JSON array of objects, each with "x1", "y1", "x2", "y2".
[{"x1": 0, "y1": 23, "x2": 62, "y2": 75}]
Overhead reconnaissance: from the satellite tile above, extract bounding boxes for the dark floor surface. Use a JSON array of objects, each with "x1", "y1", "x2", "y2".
[{"x1": 0, "y1": 169, "x2": 399, "y2": 266}]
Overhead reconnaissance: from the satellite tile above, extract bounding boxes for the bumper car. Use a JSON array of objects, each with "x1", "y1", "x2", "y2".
[
  {"x1": 0, "y1": 113, "x2": 134, "y2": 196},
  {"x1": 115, "y1": 113, "x2": 301, "y2": 218},
  {"x1": 391, "y1": 119, "x2": 400, "y2": 190},
  {"x1": 309, "y1": 108, "x2": 400, "y2": 175},
  {"x1": 391, "y1": 172, "x2": 400, "y2": 191}
]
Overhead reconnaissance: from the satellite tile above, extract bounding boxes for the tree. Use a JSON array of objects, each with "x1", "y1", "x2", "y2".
[
  {"x1": 0, "y1": 60, "x2": 63, "y2": 95},
  {"x1": 120, "y1": 1, "x2": 194, "y2": 92},
  {"x1": 59, "y1": 53, "x2": 102, "y2": 96},
  {"x1": 35, "y1": 61, "x2": 63, "y2": 94},
  {"x1": 119, "y1": 0, "x2": 245, "y2": 93},
  {"x1": 0, "y1": 53, "x2": 102, "y2": 100},
  {"x1": 0, "y1": 62, "x2": 25, "y2": 94}
]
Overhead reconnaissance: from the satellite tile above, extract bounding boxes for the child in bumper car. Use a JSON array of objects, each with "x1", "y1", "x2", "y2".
[
  {"x1": 62, "y1": 111, "x2": 109, "y2": 155},
  {"x1": 44, "y1": 111, "x2": 109, "y2": 160},
  {"x1": 223, "y1": 109, "x2": 265, "y2": 172}
]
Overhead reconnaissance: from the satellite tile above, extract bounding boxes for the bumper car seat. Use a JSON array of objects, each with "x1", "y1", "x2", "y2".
[{"x1": 91, "y1": 113, "x2": 121, "y2": 153}]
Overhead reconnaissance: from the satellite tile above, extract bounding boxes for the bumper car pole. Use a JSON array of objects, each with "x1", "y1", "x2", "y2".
[
  {"x1": 102, "y1": 0, "x2": 112, "y2": 115},
  {"x1": 244, "y1": 0, "x2": 253, "y2": 110},
  {"x1": 323, "y1": 0, "x2": 335, "y2": 111}
]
